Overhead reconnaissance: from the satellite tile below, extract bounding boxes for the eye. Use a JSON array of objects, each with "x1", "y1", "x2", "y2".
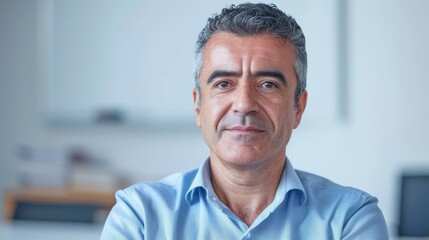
[
  {"x1": 214, "y1": 81, "x2": 231, "y2": 89},
  {"x1": 260, "y1": 81, "x2": 278, "y2": 89}
]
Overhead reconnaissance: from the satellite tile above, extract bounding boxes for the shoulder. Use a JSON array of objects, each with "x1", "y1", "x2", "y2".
[
  {"x1": 296, "y1": 169, "x2": 373, "y2": 201},
  {"x1": 295, "y1": 169, "x2": 379, "y2": 217},
  {"x1": 118, "y1": 168, "x2": 199, "y2": 205},
  {"x1": 295, "y1": 170, "x2": 388, "y2": 238},
  {"x1": 101, "y1": 169, "x2": 200, "y2": 239}
]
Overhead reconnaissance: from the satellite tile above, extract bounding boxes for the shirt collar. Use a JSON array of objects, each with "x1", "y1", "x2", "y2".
[
  {"x1": 185, "y1": 157, "x2": 307, "y2": 206},
  {"x1": 278, "y1": 158, "x2": 308, "y2": 206},
  {"x1": 185, "y1": 158, "x2": 212, "y2": 205}
]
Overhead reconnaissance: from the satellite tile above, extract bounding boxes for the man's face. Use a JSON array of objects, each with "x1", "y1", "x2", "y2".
[{"x1": 193, "y1": 33, "x2": 307, "y2": 168}]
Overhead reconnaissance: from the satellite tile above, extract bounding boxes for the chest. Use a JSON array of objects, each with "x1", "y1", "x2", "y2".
[{"x1": 141, "y1": 199, "x2": 343, "y2": 240}]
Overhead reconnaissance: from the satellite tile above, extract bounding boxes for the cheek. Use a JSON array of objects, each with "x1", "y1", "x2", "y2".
[
  {"x1": 270, "y1": 104, "x2": 295, "y2": 134},
  {"x1": 270, "y1": 110, "x2": 295, "y2": 149},
  {"x1": 202, "y1": 96, "x2": 230, "y2": 126},
  {"x1": 199, "y1": 101, "x2": 229, "y2": 148}
]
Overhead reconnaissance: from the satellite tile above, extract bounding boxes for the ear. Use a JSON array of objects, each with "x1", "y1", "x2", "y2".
[
  {"x1": 293, "y1": 90, "x2": 307, "y2": 129},
  {"x1": 193, "y1": 88, "x2": 201, "y2": 128}
]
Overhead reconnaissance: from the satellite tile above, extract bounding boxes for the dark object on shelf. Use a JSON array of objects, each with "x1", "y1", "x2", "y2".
[
  {"x1": 4, "y1": 188, "x2": 116, "y2": 223},
  {"x1": 14, "y1": 201, "x2": 98, "y2": 223},
  {"x1": 398, "y1": 174, "x2": 429, "y2": 237}
]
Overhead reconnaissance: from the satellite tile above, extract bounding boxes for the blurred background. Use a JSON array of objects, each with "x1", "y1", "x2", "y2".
[{"x1": 1, "y1": 0, "x2": 428, "y2": 239}]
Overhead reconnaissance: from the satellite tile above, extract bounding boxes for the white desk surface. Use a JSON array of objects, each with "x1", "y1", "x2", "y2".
[
  {"x1": 1, "y1": 220, "x2": 428, "y2": 240},
  {"x1": 0, "y1": 220, "x2": 103, "y2": 240}
]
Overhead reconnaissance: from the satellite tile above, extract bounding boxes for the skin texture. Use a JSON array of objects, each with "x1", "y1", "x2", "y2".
[{"x1": 193, "y1": 32, "x2": 307, "y2": 226}]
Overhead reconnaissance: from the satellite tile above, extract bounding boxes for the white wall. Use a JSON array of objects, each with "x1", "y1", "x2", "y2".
[
  {"x1": 1, "y1": 0, "x2": 429, "y2": 236},
  {"x1": 0, "y1": 0, "x2": 38, "y2": 197},
  {"x1": 348, "y1": 0, "x2": 429, "y2": 229},
  {"x1": 292, "y1": 0, "x2": 429, "y2": 231}
]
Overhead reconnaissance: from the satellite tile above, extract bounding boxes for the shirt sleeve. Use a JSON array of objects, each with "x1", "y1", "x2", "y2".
[
  {"x1": 100, "y1": 189, "x2": 145, "y2": 240},
  {"x1": 341, "y1": 195, "x2": 389, "y2": 240}
]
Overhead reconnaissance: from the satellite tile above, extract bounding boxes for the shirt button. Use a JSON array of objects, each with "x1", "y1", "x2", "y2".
[
  {"x1": 245, "y1": 232, "x2": 251, "y2": 238},
  {"x1": 211, "y1": 197, "x2": 222, "y2": 209}
]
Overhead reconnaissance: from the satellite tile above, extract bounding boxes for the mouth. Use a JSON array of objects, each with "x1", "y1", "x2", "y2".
[{"x1": 225, "y1": 126, "x2": 265, "y2": 134}]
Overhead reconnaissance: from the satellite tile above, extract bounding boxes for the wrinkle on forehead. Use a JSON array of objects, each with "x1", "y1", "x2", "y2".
[{"x1": 203, "y1": 33, "x2": 296, "y2": 82}]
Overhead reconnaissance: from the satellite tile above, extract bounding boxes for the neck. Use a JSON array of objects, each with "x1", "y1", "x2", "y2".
[{"x1": 210, "y1": 155, "x2": 285, "y2": 226}]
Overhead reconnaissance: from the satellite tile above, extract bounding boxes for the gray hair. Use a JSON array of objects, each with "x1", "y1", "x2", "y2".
[{"x1": 194, "y1": 3, "x2": 307, "y2": 107}]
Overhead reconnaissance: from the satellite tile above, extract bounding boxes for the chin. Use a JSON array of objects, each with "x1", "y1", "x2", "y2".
[{"x1": 219, "y1": 150, "x2": 267, "y2": 168}]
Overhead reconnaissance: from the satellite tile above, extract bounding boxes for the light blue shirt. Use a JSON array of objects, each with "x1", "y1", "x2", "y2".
[{"x1": 101, "y1": 158, "x2": 389, "y2": 239}]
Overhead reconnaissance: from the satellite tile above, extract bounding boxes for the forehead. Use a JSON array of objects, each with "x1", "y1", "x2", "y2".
[{"x1": 202, "y1": 32, "x2": 296, "y2": 74}]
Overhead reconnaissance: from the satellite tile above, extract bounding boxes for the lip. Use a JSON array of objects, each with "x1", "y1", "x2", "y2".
[{"x1": 225, "y1": 125, "x2": 265, "y2": 133}]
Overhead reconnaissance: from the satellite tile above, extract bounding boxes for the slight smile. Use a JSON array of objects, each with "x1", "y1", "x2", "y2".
[{"x1": 225, "y1": 126, "x2": 265, "y2": 134}]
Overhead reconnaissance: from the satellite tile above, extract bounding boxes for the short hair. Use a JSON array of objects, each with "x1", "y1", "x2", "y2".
[{"x1": 194, "y1": 3, "x2": 307, "y2": 107}]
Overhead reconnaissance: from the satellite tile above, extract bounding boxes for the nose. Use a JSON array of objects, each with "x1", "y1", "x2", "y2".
[{"x1": 231, "y1": 82, "x2": 259, "y2": 115}]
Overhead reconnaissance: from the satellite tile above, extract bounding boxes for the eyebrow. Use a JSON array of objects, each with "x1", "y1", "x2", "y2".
[
  {"x1": 206, "y1": 70, "x2": 288, "y2": 86},
  {"x1": 254, "y1": 71, "x2": 287, "y2": 86},
  {"x1": 207, "y1": 70, "x2": 241, "y2": 84}
]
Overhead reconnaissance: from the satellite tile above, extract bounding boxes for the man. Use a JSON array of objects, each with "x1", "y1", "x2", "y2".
[{"x1": 101, "y1": 3, "x2": 389, "y2": 239}]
